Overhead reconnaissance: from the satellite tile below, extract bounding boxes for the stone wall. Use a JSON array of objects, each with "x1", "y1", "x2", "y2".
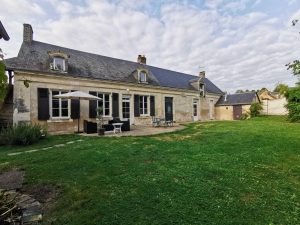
[
  {"x1": 13, "y1": 71, "x2": 221, "y2": 133},
  {"x1": 261, "y1": 99, "x2": 288, "y2": 115}
]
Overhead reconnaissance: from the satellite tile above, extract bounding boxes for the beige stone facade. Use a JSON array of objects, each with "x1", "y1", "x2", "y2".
[
  {"x1": 13, "y1": 71, "x2": 221, "y2": 133},
  {"x1": 215, "y1": 105, "x2": 251, "y2": 120}
]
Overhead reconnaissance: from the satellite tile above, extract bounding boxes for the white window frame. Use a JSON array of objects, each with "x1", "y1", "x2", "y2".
[
  {"x1": 139, "y1": 95, "x2": 149, "y2": 116},
  {"x1": 199, "y1": 82, "x2": 205, "y2": 97},
  {"x1": 50, "y1": 90, "x2": 70, "y2": 119},
  {"x1": 138, "y1": 70, "x2": 148, "y2": 83},
  {"x1": 122, "y1": 95, "x2": 131, "y2": 119},
  {"x1": 53, "y1": 57, "x2": 66, "y2": 71},
  {"x1": 97, "y1": 92, "x2": 111, "y2": 117}
]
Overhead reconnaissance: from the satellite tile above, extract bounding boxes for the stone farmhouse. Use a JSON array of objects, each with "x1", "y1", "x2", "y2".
[{"x1": 4, "y1": 24, "x2": 227, "y2": 133}]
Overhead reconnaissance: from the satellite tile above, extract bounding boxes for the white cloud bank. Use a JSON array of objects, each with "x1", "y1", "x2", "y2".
[{"x1": 0, "y1": 0, "x2": 299, "y2": 92}]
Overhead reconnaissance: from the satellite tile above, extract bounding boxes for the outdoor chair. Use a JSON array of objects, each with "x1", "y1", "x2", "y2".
[{"x1": 152, "y1": 117, "x2": 161, "y2": 127}]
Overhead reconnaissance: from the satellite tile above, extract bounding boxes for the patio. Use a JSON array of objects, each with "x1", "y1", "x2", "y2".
[{"x1": 80, "y1": 123, "x2": 186, "y2": 137}]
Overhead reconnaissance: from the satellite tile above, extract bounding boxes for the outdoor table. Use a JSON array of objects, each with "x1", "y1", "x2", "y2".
[
  {"x1": 112, "y1": 123, "x2": 123, "y2": 133},
  {"x1": 165, "y1": 120, "x2": 173, "y2": 127}
]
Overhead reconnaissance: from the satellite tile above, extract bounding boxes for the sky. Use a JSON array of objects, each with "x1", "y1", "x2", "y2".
[{"x1": 1, "y1": 0, "x2": 300, "y2": 93}]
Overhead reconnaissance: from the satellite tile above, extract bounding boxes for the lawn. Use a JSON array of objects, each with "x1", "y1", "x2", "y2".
[{"x1": 0, "y1": 116, "x2": 299, "y2": 225}]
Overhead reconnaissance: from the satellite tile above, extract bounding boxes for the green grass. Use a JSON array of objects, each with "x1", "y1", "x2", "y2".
[{"x1": 0, "y1": 116, "x2": 299, "y2": 225}]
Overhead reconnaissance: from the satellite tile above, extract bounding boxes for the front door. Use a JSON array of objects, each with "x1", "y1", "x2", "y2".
[
  {"x1": 209, "y1": 100, "x2": 214, "y2": 119},
  {"x1": 193, "y1": 100, "x2": 199, "y2": 121},
  {"x1": 233, "y1": 105, "x2": 242, "y2": 120},
  {"x1": 122, "y1": 95, "x2": 131, "y2": 122},
  {"x1": 165, "y1": 97, "x2": 173, "y2": 121}
]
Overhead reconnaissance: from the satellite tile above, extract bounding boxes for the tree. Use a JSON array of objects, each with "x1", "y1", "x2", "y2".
[
  {"x1": 0, "y1": 60, "x2": 7, "y2": 102},
  {"x1": 285, "y1": 86, "x2": 300, "y2": 122},
  {"x1": 250, "y1": 102, "x2": 263, "y2": 117},
  {"x1": 284, "y1": 20, "x2": 300, "y2": 122},
  {"x1": 286, "y1": 20, "x2": 300, "y2": 83},
  {"x1": 273, "y1": 83, "x2": 289, "y2": 96}
]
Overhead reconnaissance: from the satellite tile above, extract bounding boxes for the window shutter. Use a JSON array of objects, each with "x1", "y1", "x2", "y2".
[
  {"x1": 89, "y1": 91, "x2": 97, "y2": 118},
  {"x1": 134, "y1": 95, "x2": 140, "y2": 117},
  {"x1": 37, "y1": 88, "x2": 50, "y2": 120},
  {"x1": 150, "y1": 96, "x2": 155, "y2": 116},
  {"x1": 112, "y1": 93, "x2": 119, "y2": 118},
  {"x1": 71, "y1": 90, "x2": 80, "y2": 119}
]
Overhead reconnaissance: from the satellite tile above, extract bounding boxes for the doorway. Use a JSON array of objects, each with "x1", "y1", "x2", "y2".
[
  {"x1": 209, "y1": 100, "x2": 214, "y2": 119},
  {"x1": 165, "y1": 97, "x2": 173, "y2": 121},
  {"x1": 233, "y1": 105, "x2": 242, "y2": 120},
  {"x1": 193, "y1": 100, "x2": 199, "y2": 121},
  {"x1": 122, "y1": 95, "x2": 131, "y2": 122}
]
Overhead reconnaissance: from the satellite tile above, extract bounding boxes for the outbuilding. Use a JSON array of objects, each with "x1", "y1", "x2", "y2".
[{"x1": 215, "y1": 92, "x2": 260, "y2": 120}]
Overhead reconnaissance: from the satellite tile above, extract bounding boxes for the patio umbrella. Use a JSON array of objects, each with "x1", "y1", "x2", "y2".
[{"x1": 54, "y1": 91, "x2": 102, "y2": 133}]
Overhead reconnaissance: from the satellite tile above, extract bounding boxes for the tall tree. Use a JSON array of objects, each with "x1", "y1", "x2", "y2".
[
  {"x1": 286, "y1": 20, "x2": 300, "y2": 83},
  {"x1": 0, "y1": 54, "x2": 7, "y2": 102},
  {"x1": 273, "y1": 83, "x2": 288, "y2": 96}
]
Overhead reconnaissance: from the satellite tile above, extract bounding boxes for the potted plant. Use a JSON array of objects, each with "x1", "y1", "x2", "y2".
[{"x1": 96, "y1": 106, "x2": 105, "y2": 136}]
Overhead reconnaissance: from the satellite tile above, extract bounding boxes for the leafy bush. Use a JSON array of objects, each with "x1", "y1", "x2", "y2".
[
  {"x1": 0, "y1": 123, "x2": 47, "y2": 146},
  {"x1": 285, "y1": 86, "x2": 300, "y2": 122},
  {"x1": 250, "y1": 102, "x2": 263, "y2": 117},
  {"x1": 241, "y1": 113, "x2": 250, "y2": 120}
]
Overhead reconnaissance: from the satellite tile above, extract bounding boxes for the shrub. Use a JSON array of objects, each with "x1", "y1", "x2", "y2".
[
  {"x1": 285, "y1": 86, "x2": 300, "y2": 122},
  {"x1": 250, "y1": 102, "x2": 263, "y2": 117},
  {"x1": 241, "y1": 113, "x2": 250, "y2": 120},
  {"x1": 0, "y1": 123, "x2": 47, "y2": 146}
]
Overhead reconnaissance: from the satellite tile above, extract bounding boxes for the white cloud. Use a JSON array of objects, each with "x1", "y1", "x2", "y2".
[{"x1": 0, "y1": 0, "x2": 299, "y2": 92}]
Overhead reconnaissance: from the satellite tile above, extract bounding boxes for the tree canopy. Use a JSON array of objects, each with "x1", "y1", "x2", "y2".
[{"x1": 0, "y1": 60, "x2": 7, "y2": 102}]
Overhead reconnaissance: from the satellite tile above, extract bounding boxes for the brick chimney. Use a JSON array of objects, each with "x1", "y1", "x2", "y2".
[
  {"x1": 137, "y1": 55, "x2": 146, "y2": 64},
  {"x1": 199, "y1": 71, "x2": 205, "y2": 78},
  {"x1": 23, "y1": 24, "x2": 33, "y2": 43}
]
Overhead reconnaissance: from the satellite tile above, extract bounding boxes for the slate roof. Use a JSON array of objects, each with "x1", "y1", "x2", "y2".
[
  {"x1": 216, "y1": 92, "x2": 258, "y2": 106},
  {"x1": 0, "y1": 21, "x2": 9, "y2": 41},
  {"x1": 5, "y1": 40, "x2": 223, "y2": 95}
]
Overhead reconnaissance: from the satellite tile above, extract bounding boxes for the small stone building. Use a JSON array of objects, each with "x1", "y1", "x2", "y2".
[
  {"x1": 215, "y1": 92, "x2": 260, "y2": 120},
  {"x1": 3, "y1": 24, "x2": 224, "y2": 133}
]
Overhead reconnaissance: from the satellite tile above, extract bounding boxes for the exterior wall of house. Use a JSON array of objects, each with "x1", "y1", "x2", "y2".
[
  {"x1": 215, "y1": 106, "x2": 233, "y2": 120},
  {"x1": 13, "y1": 71, "x2": 221, "y2": 133},
  {"x1": 215, "y1": 104, "x2": 251, "y2": 120}
]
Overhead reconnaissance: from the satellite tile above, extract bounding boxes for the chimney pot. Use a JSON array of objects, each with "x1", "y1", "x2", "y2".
[
  {"x1": 23, "y1": 24, "x2": 33, "y2": 43},
  {"x1": 199, "y1": 71, "x2": 205, "y2": 78},
  {"x1": 137, "y1": 55, "x2": 146, "y2": 64}
]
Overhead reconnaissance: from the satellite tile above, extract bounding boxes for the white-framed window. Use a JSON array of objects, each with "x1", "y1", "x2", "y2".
[
  {"x1": 97, "y1": 93, "x2": 111, "y2": 117},
  {"x1": 122, "y1": 95, "x2": 130, "y2": 119},
  {"x1": 139, "y1": 71, "x2": 147, "y2": 83},
  {"x1": 199, "y1": 83, "x2": 205, "y2": 97},
  {"x1": 53, "y1": 57, "x2": 66, "y2": 71},
  {"x1": 51, "y1": 90, "x2": 70, "y2": 118},
  {"x1": 139, "y1": 95, "x2": 148, "y2": 115}
]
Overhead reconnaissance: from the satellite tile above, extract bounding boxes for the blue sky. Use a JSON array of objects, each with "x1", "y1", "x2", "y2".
[{"x1": 1, "y1": 0, "x2": 300, "y2": 92}]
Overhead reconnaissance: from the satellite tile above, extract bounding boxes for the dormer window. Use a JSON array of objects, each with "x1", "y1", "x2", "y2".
[
  {"x1": 53, "y1": 57, "x2": 65, "y2": 71},
  {"x1": 199, "y1": 83, "x2": 205, "y2": 97},
  {"x1": 48, "y1": 51, "x2": 69, "y2": 72},
  {"x1": 139, "y1": 71, "x2": 147, "y2": 83}
]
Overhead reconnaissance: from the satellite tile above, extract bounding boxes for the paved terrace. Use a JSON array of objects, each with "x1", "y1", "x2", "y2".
[{"x1": 81, "y1": 124, "x2": 186, "y2": 137}]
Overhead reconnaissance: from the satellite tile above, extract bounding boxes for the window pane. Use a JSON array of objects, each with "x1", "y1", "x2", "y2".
[
  {"x1": 54, "y1": 57, "x2": 65, "y2": 71},
  {"x1": 61, "y1": 109, "x2": 68, "y2": 117},
  {"x1": 105, "y1": 109, "x2": 109, "y2": 115},
  {"x1": 52, "y1": 109, "x2": 59, "y2": 117},
  {"x1": 61, "y1": 99, "x2": 68, "y2": 108},
  {"x1": 52, "y1": 99, "x2": 59, "y2": 108}
]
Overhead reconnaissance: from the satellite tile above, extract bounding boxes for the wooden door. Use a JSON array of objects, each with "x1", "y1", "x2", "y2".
[
  {"x1": 233, "y1": 105, "x2": 242, "y2": 120},
  {"x1": 165, "y1": 97, "x2": 173, "y2": 121}
]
